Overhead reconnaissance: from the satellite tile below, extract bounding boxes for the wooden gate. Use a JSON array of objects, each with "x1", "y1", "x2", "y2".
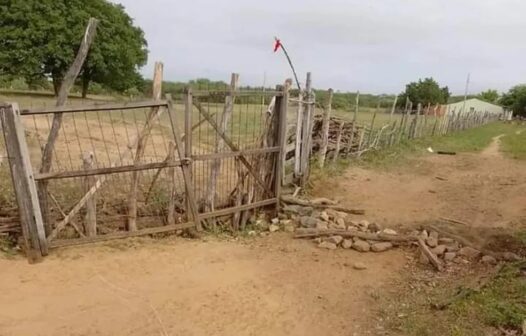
[{"x1": 0, "y1": 79, "x2": 289, "y2": 263}]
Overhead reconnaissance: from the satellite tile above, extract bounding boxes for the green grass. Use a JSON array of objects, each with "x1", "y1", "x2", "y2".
[{"x1": 501, "y1": 126, "x2": 526, "y2": 160}]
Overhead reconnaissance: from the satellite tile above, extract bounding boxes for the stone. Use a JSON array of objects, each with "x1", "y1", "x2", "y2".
[
  {"x1": 300, "y1": 216, "x2": 318, "y2": 228},
  {"x1": 368, "y1": 223, "x2": 382, "y2": 233},
  {"x1": 438, "y1": 237, "x2": 455, "y2": 244},
  {"x1": 458, "y1": 247, "x2": 481, "y2": 259},
  {"x1": 320, "y1": 211, "x2": 330, "y2": 222},
  {"x1": 283, "y1": 205, "x2": 301, "y2": 214},
  {"x1": 353, "y1": 262, "x2": 367, "y2": 270},
  {"x1": 352, "y1": 239, "x2": 371, "y2": 252},
  {"x1": 382, "y1": 228, "x2": 398, "y2": 235},
  {"x1": 269, "y1": 224, "x2": 280, "y2": 232},
  {"x1": 431, "y1": 245, "x2": 447, "y2": 256},
  {"x1": 371, "y1": 242, "x2": 393, "y2": 252},
  {"x1": 420, "y1": 230, "x2": 429, "y2": 239},
  {"x1": 481, "y1": 255, "x2": 497, "y2": 264},
  {"x1": 501, "y1": 252, "x2": 521, "y2": 261},
  {"x1": 255, "y1": 219, "x2": 269, "y2": 230},
  {"x1": 445, "y1": 242, "x2": 460, "y2": 252},
  {"x1": 341, "y1": 239, "x2": 353, "y2": 249},
  {"x1": 429, "y1": 231, "x2": 439, "y2": 240},
  {"x1": 297, "y1": 206, "x2": 314, "y2": 216},
  {"x1": 419, "y1": 252, "x2": 429, "y2": 265},
  {"x1": 283, "y1": 222, "x2": 295, "y2": 232},
  {"x1": 313, "y1": 237, "x2": 322, "y2": 244},
  {"x1": 318, "y1": 241, "x2": 337, "y2": 250},
  {"x1": 271, "y1": 218, "x2": 280, "y2": 225},
  {"x1": 335, "y1": 218, "x2": 346, "y2": 228},
  {"x1": 316, "y1": 221, "x2": 328, "y2": 230},
  {"x1": 326, "y1": 235, "x2": 343, "y2": 245},
  {"x1": 426, "y1": 237, "x2": 438, "y2": 248},
  {"x1": 358, "y1": 220, "x2": 370, "y2": 229},
  {"x1": 248, "y1": 230, "x2": 257, "y2": 236},
  {"x1": 444, "y1": 252, "x2": 456, "y2": 261},
  {"x1": 311, "y1": 210, "x2": 321, "y2": 219}
]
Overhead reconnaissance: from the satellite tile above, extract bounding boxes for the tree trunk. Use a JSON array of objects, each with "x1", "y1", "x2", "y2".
[{"x1": 52, "y1": 76, "x2": 61, "y2": 96}]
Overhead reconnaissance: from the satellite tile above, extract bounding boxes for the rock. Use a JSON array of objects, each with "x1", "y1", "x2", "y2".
[
  {"x1": 316, "y1": 221, "x2": 328, "y2": 230},
  {"x1": 283, "y1": 205, "x2": 300, "y2": 214},
  {"x1": 426, "y1": 237, "x2": 438, "y2": 248},
  {"x1": 311, "y1": 210, "x2": 321, "y2": 219},
  {"x1": 248, "y1": 230, "x2": 257, "y2": 236},
  {"x1": 300, "y1": 216, "x2": 318, "y2": 228},
  {"x1": 358, "y1": 219, "x2": 370, "y2": 229},
  {"x1": 429, "y1": 231, "x2": 439, "y2": 240},
  {"x1": 431, "y1": 245, "x2": 447, "y2": 256},
  {"x1": 259, "y1": 232, "x2": 268, "y2": 237},
  {"x1": 420, "y1": 230, "x2": 429, "y2": 239},
  {"x1": 271, "y1": 218, "x2": 279, "y2": 225},
  {"x1": 419, "y1": 252, "x2": 429, "y2": 264},
  {"x1": 445, "y1": 242, "x2": 460, "y2": 252},
  {"x1": 326, "y1": 235, "x2": 343, "y2": 245},
  {"x1": 438, "y1": 237, "x2": 455, "y2": 244},
  {"x1": 283, "y1": 222, "x2": 295, "y2": 232},
  {"x1": 318, "y1": 241, "x2": 337, "y2": 250},
  {"x1": 297, "y1": 206, "x2": 314, "y2": 216},
  {"x1": 368, "y1": 222, "x2": 382, "y2": 233},
  {"x1": 269, "y1": 224, "x2": 280, "y2": 232},
  {"x1": 371, "y1": 242, "x2": 393, "y2": 252},
  {"x1": 353, "y1": 262, "x2": 367, "y2": 270},
  {"x1": 444, "y1": 252, "x2": 456, "y2": 261},
  {"x1": 341, "y1": 239, "x2": 353, "y2": 249},
  {"x1": 481, "y1": 255, "x2": 497, "y2": 264},
  {"x1": 255, "y1": 219, "x2": 269, "y2": 231},
  {"x1": 335, "y1": 218, "x2": 346, "y2": 228},
  {"x1": 313, "y1": 237, "x2": 322, "y2": 244},
  {"x1": 458, "y1": 247, "x2": 481, "y2": 259},
  {"x1": 352, "y1": 239, "x2": 371, "y2": 252},
  {"x1": 320, "y1": 211, "x2": 330, "y2": 222},
  {"x1": 382, "y1": 228, "x2": 398, "y2": 235}
]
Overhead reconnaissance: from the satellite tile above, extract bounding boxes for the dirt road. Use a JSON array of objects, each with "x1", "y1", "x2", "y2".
[{"x1": 1, "y1": 136, "x2": 525, "y2": 336}]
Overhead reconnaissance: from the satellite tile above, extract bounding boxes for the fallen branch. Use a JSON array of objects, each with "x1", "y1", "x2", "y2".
[
  {"x1": 437, "y1": 151, "x2": 456, "y2": 155},
  {"x1": 280, "y1": 195, "x2": 365, "y2": 215},
  {"x1": 439, "y1": 216, "x2": 469, "y2": 226},
  {"x1": 418, "y1": 238, "x2": 444, "y2": 271},
  {"x1": 294, "y1": 228, "x2": 416, "y2": 242}
]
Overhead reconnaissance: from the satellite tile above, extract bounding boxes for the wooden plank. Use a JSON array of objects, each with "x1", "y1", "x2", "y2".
[
  {"x1": 274, "y1": 83, "x2": 289, "y2": 211},
  {"x1": 192, "y1": 101, "x2": 274, "y2": 197},
  {"x1": 293, "y1": 91, "x2": 304, "y2": 178},
  {"x1": 183, "y1": 88, "x2": 195, "y2": 226},
  {"x1": 50, "y1": 222, "x2": 196, "y2": 248},
  {"x1": 198, "y1": 198, "x2": 278, "y2": 220},
  {"x1": 128, "y1": 62, "x2": 163, "y2": 231},
  {"x1": 193, "y1": 147, "x2": 279, "y2": 161},
  {"x1": 1, "y1": 104, "x2": 47, "y2": 262},
  {"x1": 82, "y1": 152, "x2": 96, "y2": 237},
  {"x1": 39, "y1": 18, "x2": 99, "y2": 236},
  {"x1": 166, "y1": 95, "x2": 201, "y2": 230},
  {"x1": 299, "y1": 72, "x2": 313, "y2": 186},
  {"x1": 318, "y1": 88, "x2": 333, "y2": 168},
  {"x1": 21, "y1": 100, "x2": 167, "y2": 115},
  {"x1": 34, "y1": 160, "x2": 184, "y2": 181},
  {"x1": 192, "y1": 90, "x2": 282, "y2": 97}
]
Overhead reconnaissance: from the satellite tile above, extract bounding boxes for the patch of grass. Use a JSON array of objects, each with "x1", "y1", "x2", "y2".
[{"x1": 501, "y1": 126, "x2": 526, "y2": 160}]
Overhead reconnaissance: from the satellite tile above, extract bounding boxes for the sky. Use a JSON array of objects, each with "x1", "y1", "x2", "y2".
[{"x1": 112, "y1": 0, "x2": 526, "y2": 95}]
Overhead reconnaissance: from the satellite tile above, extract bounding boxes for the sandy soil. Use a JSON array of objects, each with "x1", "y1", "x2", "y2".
[{"x1": 1, "y1": 136, "x2": 525, "y2": 336}]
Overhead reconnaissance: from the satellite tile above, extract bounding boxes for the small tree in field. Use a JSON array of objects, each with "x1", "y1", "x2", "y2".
[
  {"x1": 478, "y1": 89, "x2": 500, "y2": 104},
  {"x1": 500, "y1": 85, "x2": 526, "y2": 117},
  {"x1": 0, "y1": 0, "x2": 148, "y2": 97},
  {"x1": 399, "y1": 78, "x2": 450, "y2": 107}
]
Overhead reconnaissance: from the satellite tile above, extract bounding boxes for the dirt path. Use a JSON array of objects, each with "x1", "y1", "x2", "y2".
[{"x1": 1, "y1": 136, "x2": 525, "y2": 336}]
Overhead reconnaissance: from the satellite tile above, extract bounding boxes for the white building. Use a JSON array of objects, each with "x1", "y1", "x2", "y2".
[{"x1": 446, "y1": 98, "x2": 505, "y2": 116}]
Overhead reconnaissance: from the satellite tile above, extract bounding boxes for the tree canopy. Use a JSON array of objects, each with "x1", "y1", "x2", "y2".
[
  {"x1": 0, "y1": 0, "x2": 148, "y2": 97},
  {"x1": 398, "y1": 78, "x2": 450, "y2": 107},
  {"x1": 478, "y1": 89, "x2": 500, "y2": 104},
  {"x1": 500, "y1": 85, "x2": 526, "y2": 117}
]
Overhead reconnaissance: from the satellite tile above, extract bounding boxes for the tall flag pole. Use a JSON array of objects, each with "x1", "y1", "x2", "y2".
[{"x1": 274, "y1": 37, "x2": 302, "y2": 91}]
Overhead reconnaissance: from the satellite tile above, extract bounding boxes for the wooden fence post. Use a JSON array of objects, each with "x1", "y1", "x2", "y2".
[
  {"x1": 128, "y1": 62, "x2": 163, "y2": 231},
  {"x1": 346, "y1": 91, "x2": 360, "y2": 154},
  {"x1": 332, "y1": 121, "x2": 345, "y2": 162},
  {"x1": 82, "y1": 151, "x2": 96, "y2": 237},
  {"x1": 300, "y1": 72, "x2": 313, "y2": 186},
  {"x1": 1, "y1": 103, "x2": 47, "y2": 262},
  {"x1": 274, "y1": 83, "x2": 289, "y2": 212},
  {"x1": 318, "y1": 88, "x2": 333, "y2": 168}
]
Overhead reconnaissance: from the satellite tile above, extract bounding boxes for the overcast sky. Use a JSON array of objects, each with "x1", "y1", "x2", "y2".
[{"x1": 112, "y1": 0, "x2": 525, "y2": 95}]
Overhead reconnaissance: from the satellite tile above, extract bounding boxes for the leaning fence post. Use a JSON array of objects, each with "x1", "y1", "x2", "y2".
[
  {"x1": 332, "y1": 121, "x2": 345, "y2": 162},
  {"x1": 318, "y1": 88, "x2": 333, "y2": 168},
  {"x1": 1, "y1": 103, "x2": 47, "y2": 262},
  {"x1": 347, "y1": 91, "x2": 360, "y2": 154},
  {"x1": 274, "y1": 82, "x2": 289, "y2": 212},
  {"x1": 299, "y1": 72, "x2": 313, "y2": 187}
]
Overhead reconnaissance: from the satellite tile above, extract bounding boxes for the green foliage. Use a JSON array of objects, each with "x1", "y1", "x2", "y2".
[
  {"x1": 500, "y1": 126, "x2": 526, "y2": 160},
  {"x1": 0, "y1": 0, "x2": 147, "y2": 97},
  {"x1": 399, "y1": 78, "x2": 450, "y2": 107},
  {"x1": 500, "y1": 85, "x2": 526, "y2": 117},
  {"x1": 478, "y1": 89, "x2": 500, "y2": 103}
]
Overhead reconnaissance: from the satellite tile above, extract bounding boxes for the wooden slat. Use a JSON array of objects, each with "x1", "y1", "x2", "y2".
[
  {"x1": 192, "y1": 90, "x2": 282, "y2": 97},
  {"x1": 34, "y1": 160, "x2": 184, "y2": 181},
  {"x1": 21, "y1": 100, "x2": 167, "y2": 115},
  {"x1": 274, "y1": 83, "x2": 289, "y2": 211},
  {"x1": 49, "y1": 222, "x2": 196, "y2": 248},
  {"x1": 198, "y1": 198, "x2": 278, "y2": 220},
  {"x1": 192, "y1": 147, "x2": 279, "y2": 161}
]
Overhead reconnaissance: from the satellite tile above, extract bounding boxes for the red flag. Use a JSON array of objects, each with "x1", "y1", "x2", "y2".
[{"x1": 273, "y1": 38, "x2": 282, "y2": 52}]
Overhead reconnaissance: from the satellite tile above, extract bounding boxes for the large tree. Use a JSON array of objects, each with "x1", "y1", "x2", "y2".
[
  {"x1": 399, "y1": 78, "x2": 450, "y2": 107},
  {"x1": 0, "y1": 0, "x2": 147, "y2": 97},
  {"x1": 478, "y1": 89, "x2": 499, "y2": 104},
  {"x1": 500, "y1": 85, "x2": 526, "y2": 117}
]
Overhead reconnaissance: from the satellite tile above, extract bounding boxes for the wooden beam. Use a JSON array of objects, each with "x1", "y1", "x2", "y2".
[
  {"x1": 192, "y1": 147, "x2": 280, "y2": 161},
  {"x1": 34, "y1": 160, "x2": 184, "y2": 181},
  {"x1": 274, "y1": 82, "x2": 290, "y2": 211},
  {"x1": 21, "y1": 100, "x2": 167, "y2": 115},
  {"x1": 1, "y1": 104, "x2": 47, "y2": 262},
  {"x1": 198, "y1": 198, "x2": 277, "y2": 220}
]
